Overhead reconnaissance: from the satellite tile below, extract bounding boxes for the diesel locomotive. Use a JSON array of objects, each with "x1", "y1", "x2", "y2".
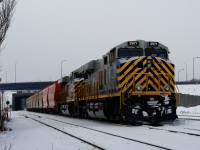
[{"x1": 27, "y1": 40, "x2": 177, "y2": 123}]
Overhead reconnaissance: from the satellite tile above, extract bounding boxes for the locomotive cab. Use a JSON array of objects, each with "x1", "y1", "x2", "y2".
[{"x1": 116, "y1": 41, "x2": 177, "y2": 123}]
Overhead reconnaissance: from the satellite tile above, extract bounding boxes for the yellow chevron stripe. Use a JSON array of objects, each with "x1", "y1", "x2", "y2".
[
  {"x1": 117, "y1": 60, "x2": 132, "y2": 73},
  {"x1": 170, "y1": 80, "x2": 174, "y2": 86},
  {"x1": 143, "y1": 56, "x2": 153, "y2": 67},
  {"x1": 166, "y1": 61, "x2": 175, "y2": 73},
  {"x1": 135, "y1": 69, "x2": 146, "y2": 81},
  {"x1": 148, "y1": 80, "x2": 158, "y2": 91},
  {"x1": 170, "y1": 80, "x2": 175, "y2": 92},
  {"x1": 142, "y1": 84, "x2": 146, "y2": 91},
  {"x1": 118, "y1": 68, "x2": 140, "y2": 88},
  {"x1": 153, "y1": 62, "x2": 171, "y2": 85},
  {"x1": 143, "y1": 59, "x2": 147, "y2": 66},
  {"x1": 162, "y1": 74, "x2": 169, "y2": 83},
  {"x1": 165, "y1": 62, "x2": 175, "y2": 86},
  {"x1": 153, "y1": 60, "x2": 163, "y2": 73},
  {"x1": 160, "y1": 85, "x2": 165, "y2": 91},
  {"x1": 155, "y1": 58, "x2": 173, "y2": 77},
  {"x1": 120, "y1": 69, "x2": 146, "y2": 92},
  {"x1": 147, "y1": 73, "x2": 159, "y2": 90},
  {"x1": 121, "y1": 74, "x2": 147, "y2": 93},
  {"x1": 147, "y1": 56, "x2": 152, "y2": 59},
  {"x1": 135, "y1": 74, "x2": 146, "y2": 86},
  {"x1": 75, "y1": 81, "x2": 84, "y2": 94},
  {"x1": 170, "y1": 88, "x2": 174, "y2": 92},
  {"x1": 118, "y1": 56, "x2": 175, "y2": 94},
  {"x1": 153, "y1": 59, "x2": 174, "y2": 81},
  {"x1": 118, "y1": 64, "x2": 134, "y2": 81},
  {"x1": 117, "y1": 57, "x2": 143, "y2": 78},
  {"x1": 75, "y1": 81, "x2": 82, "y2": 87},
  {"x1": 151, "y1": 69, "x2": 159, "y2": 77},
  {"x1": 153, "y1": 69, "x2": 171, "y2": 91},
  {"x1": 122, "y1": 72, "x2": 146, "y2": 92},
  {"x1": 148, "y1": 72, "x2": 159, "y2": 83}
]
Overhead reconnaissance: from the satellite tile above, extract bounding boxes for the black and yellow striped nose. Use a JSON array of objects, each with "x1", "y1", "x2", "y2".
[{"x1": 117, "y1": 56, "x2": 175, "y2": 94}]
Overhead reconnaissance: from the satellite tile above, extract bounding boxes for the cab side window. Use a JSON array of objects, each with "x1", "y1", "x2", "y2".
[{"x1": 104, "y1": 56, "x2": 108, "y2": 65}]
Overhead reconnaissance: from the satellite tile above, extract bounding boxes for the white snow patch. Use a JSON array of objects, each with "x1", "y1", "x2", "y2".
[
  {"x1": 1, "y1": 110, "x2": 200, "y2": 150},
  {"x1": 177, "y1": 105, "x2": 200, "y2": 115},
  {"x1": 177, "y1": 84, "x2": 200, "y2": 96}
]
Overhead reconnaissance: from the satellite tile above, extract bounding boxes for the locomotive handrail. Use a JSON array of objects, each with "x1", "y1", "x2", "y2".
[
  {"x1": 119, "y1": 72, "x2": 174, "y2": 108},
  {"x1": 131, "y1": 72, "x2": 173, "y2": 92},
  {"x1": 120, "y1": 72, "x2": 174, "y2": 96},
  {"x1": 174, "y1": 85, "x2": 181, "y2": 106}
]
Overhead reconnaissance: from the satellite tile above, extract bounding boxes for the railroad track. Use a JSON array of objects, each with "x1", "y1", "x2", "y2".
[
  {"x1": 143, "y1": 117, "x2": 200, "y2": 137},
  {"x1": 178, "y1": 114, "x2": 200, "y2": 121},
  {"x1": 178, "y1": 114, "x2": 200, "y2": 118},
  {"x1": 144, "y1": 125, "x2": 200, "y2": 137},
  {"x1": 28, "y1": 112, "x2": 200, "y2": 138},
  {"x1": 184, "y1": 128, "x2": 200, "y2": 132},
  {"x1": 21, "y1": 112, "x2": 171, "y2": 150},
  {"x1": 21, "y1": 114, "x2": 105, "y2": 150}
]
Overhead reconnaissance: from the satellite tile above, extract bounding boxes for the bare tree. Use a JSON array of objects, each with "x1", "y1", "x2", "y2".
[
  {"x1": 0, "y1": 0, "x2": 16, "y2": 53},
  {"x1": 0, "y1": 0, "x2": 16, "y2": 129}
]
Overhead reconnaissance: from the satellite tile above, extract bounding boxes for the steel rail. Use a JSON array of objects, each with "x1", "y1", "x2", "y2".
[
  {"x1": 21, "y1": 114, "x2": 105, "y2": 150},
  {"x1": 24, "y1": 112, "x2": 171, "y2": 150}
]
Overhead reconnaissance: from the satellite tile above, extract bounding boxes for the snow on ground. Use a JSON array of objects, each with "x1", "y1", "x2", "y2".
[
  {"x1": 177, "y1": 105, "x2": 200, "y2": 115},
  {"x1": 0, "y1": 112, "x2": 95, "y2": 150},
  {"x1": 0, "y1": 112, "x2": 160, "y2": 150},
  {"x1": 177, "y1": 84, "x2": 200, "y2": 96},
  {"x1": 1, "y1": 110, "x2": 200, "y2": 150}
]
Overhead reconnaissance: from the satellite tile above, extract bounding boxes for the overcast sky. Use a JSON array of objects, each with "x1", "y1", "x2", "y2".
[{"x1": 0, "y1": 0, "x2": 200, "y2": 83}]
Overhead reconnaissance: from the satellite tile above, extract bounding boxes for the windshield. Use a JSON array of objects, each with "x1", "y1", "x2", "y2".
[
  {"x1": 145, "y1": 49, "x2": 168, "y2": 59},
  {"x1": 118, "y1": 48, "x2": 143, "y2": 58}
]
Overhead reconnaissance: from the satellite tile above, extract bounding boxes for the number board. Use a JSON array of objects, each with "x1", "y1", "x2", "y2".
[
  {"x1": 128, "y1": 41, "x2": 139, "y2": 46},
  {"x1": 148, "y1": 42, "x2": 159, "y2": 47}
]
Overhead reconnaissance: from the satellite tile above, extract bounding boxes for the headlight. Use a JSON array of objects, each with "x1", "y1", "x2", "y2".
[
  {"x1": 164, "y1": 85, "x2": 170, "y2": 92},
  {"x1": 135, "y1": 85, "x2": 142, "y2": 91},
  {"x1": 147, "y1": 59, "x2": 152, "y2": 68}
]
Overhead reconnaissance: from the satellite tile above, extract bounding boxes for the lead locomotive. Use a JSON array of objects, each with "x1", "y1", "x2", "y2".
[
  {"x1": 27, "y1": 40, "x2": 177, "y2": 123},
  {"x1": 59, "y1": 40, "x2": 177, "y2": 123}
]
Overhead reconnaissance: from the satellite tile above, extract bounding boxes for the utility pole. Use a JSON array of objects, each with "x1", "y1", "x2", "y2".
[
  {"x1": 193, "y1": 57, "x2": 200, "y2": 80},
  {"x1": 178, "y1": 69, "x2": 184, "y2": 82},
  {"x1": 184, "y1": 63, "x2": 188, "y2": 82}
]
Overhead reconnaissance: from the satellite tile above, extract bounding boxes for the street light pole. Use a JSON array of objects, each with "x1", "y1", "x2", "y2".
[
  {"x1": 193, "y1": 57, "x2": 200, "y2": 80},
  {"x1": 184, "y1": 63, "x2": 188, "y2": 82},
  {"x1": 178, "y1": 69, "x2": 184, "y2": 82},
  {"x1": 61, "y1": 59, "x2": 66, "y2": 79},
  {"x1": 15, "y1": 62, "x2": 17, "y2": 83}
]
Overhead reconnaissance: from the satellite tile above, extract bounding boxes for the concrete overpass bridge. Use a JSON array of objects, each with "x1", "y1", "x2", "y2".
[
  {"x1": 0, "y1": 81, "x2": 54, "y2": 112},
  {"x1": 0, "y1": 81, "x2": 54, "y2": 91}
]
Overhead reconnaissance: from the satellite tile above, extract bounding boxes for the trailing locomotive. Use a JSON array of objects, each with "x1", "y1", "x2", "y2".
[{"x1": 26, "y1": 40, "x2": 177, "y2": 123}]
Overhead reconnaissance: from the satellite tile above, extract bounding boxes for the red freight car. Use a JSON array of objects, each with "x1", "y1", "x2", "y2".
[
  {"x1": 48, "y1": 82, "x2": 62, "y2": 113},
  {"x1": 38, "y1": 90, "x2": 43, "y2": 110},
  {"x1": 26, "y1": 81, "x2": 62, "y2": 113},
  {"x1": 42, "y1": 87, "x2": 49, "y2": 111}
]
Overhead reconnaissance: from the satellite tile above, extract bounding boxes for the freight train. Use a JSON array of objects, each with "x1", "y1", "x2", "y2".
[{"x1": 26, "y1": 40, "x2": 177, "y2": 123}]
